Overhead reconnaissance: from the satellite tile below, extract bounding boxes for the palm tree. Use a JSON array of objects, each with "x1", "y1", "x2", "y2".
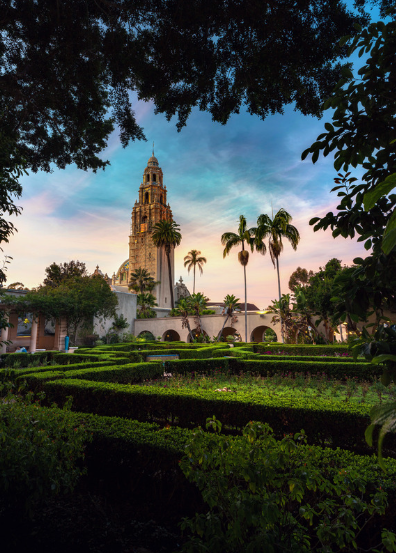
[
  {"x1": 136, "y1": 292, "x2": 158, "y2": 319},
  {"x1": 129, "y1": 267, "x2": 158, "y2": 293},
  {"x1": 217, "y1": 294, "x2": 241, "y2": 342},
  {"x1": 183, "y1": 250, "x2": 207, "y2": 294},
  {"x1": 221, "y1": 215, "x2": 255, "y2": 343},
  {"x1": 254, "y1": 208, "x2": 300, "y2": 343},
  {"x1": 151, "y1": 220, "x2": 182, "y2": 309},
  {"x1": 188, "y1": 292, "x2": 209, "y2": 338},
  {"x1": 173, "y1": 298, "x2": 194, "y2": 342}
]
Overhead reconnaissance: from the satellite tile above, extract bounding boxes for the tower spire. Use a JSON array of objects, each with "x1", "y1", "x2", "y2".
[{"x1": 152, "y1": 141, "x2": 154, "y2": 156}]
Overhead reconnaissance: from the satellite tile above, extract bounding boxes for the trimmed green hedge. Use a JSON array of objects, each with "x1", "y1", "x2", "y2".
[
  {"x1": 0, "y1": 359, "x2": 116, "y2": 379},
  {"x1": 255, "y1": 343, "x2": 350, "y2": 356},
  {"x1": 67, "y1": 409, "x2": 396, "y2": 492},
  {"x1": 0, "y1": 351, "x2": 57, "y2": 367},
  {"x1": 39, "y1": 378, "x2": 390, "y2": 452},
  {"x1": 17, "y1": 362, "x2": 163, "y2": 389},
  {"x1": 164, "y1": 357, "x2": 376, "y2": 381}
]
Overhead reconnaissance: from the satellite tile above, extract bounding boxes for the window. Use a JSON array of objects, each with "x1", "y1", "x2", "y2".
[
  {"x1": 152, "y1": 173, "x2": 156, "y2": 182},
  {"x1": 165, "y1": 297, "x2": 167, "y2": 304},
  {"x1": 145, "y1": 192, "x2": 149, "y2": 204}
]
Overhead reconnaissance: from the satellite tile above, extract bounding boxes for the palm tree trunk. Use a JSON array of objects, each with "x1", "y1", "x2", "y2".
[
  {"x1": 276, "y1": 257, "x2": 284, "y2": 343},
  {"x1": 165, "y1": 245, "x2": 174, "y2": 308},
  {"x1": 186, "y1": 319, "x2": 194, "y2": 342},
  {"x1": 217, "y1": 313, "x2": 230, "y2": 342},
  {"x1": 244, "y1": 264, "x2": 248, "y2": 343},
  {"x1": 193, "y1": 265, "x2": 196, "y2": 294}
]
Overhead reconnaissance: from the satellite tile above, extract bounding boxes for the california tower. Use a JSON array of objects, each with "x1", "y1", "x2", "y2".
[{"x1": 114, "y1": 152, "x2": 175, "y2": 308}]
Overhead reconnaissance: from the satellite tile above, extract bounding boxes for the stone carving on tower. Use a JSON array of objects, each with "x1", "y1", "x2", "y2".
[{"x1": 113, "y1": 151, "x2": 175, "y2": 309}]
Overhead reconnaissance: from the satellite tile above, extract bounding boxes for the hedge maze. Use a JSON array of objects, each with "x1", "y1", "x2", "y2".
[{"x1": 2, "y1": 341, "x2": 396, "y2": 551}]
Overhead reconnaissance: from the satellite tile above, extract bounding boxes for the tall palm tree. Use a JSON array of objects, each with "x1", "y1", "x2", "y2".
[
  {"x1": 183, "y1": 250, "x2": 207, "y2": 294},
  {"x1": 129, "y1": 267, "x2": 158, "y2": 293},
  {"x1": 216, "y1": 294, "x2": 241, "y2": 342},
  {"x1": 173, "y1": 298, "x2": 194, "y2": 342},
  {"x1": 151, "y1": 220, "x2": 182, "y2": 309},
  {"x1": 221, "y1": 215, "x2": 255, "y2": 343},
  {"x1": 254, "y1": 208, "x2": 300, "y2": 343},
  {"x1": 188, "y1": 292, "x2": 209, "y2": 338}
]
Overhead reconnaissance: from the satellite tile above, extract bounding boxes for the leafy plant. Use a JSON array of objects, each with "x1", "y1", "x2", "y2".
[
  {"x1": 0, "y1": 392, "x2": 89, "y2": 514},
  {"x1": 179, "y1": 417, "x2": 395, "y2": 552}
]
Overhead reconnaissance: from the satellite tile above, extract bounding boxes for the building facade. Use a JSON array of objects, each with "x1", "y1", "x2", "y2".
[{"x1": 113, "y1": 153, "x2": 175, "y2": 308}]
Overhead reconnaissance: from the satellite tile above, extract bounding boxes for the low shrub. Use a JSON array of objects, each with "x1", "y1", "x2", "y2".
[
  {"x1": 38, "y1": 378, "x2": 388, "y2": 452},
  {"x1": 17, "y1": 362, "x2": 163, "y2": 389},
  {"x1": 0, "y1": 394, "x2": 88, "y2": 513},
  {"x1": 179, "y1": 419, "x2": 396, "y2": 553},
  {"x1": 255, "y1": 343, "x2": 349, "y2": 356}
]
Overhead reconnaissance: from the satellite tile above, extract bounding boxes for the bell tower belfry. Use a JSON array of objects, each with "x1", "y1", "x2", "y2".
[{"x1": 128, "y1": 152, "x2": 174, "y2": 308}]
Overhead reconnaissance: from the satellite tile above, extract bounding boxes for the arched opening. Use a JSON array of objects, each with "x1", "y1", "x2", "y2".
[
  {"x1": 160, "y1": 195, "x2": 163, "y2": 205},
  {"x1": 220, "y1": 327, "x2": 241, "y2": 342},
  {"x1": 250, "y1": 325, "x2": 278, "y2": 343},
  {"x1": 144, "y1": 192, "x2": 149, "y2": 204},
  {"x1": 152, "y1": 173, "x2": 156, "y2": 182},
  {"x1": 142, "y1": 215, "x2": 147, "y2": 224},
  {"x1": 137, "y1": 331, "x2": 156, "y2": 342},
  {"x1": 162, "y1": 329, "x2": 180, "y2": 342},
  {"x1": 187, "y1": 328, "x2": 209, "y2": 343}
]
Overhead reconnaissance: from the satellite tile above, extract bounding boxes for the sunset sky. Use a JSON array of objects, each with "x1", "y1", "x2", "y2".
[
  {"x1": 6, "y1": 96, "x2": 367, "y2": 309},
  {"x1": 6, "y1": 3, "x2": 379, "y2": 308}
]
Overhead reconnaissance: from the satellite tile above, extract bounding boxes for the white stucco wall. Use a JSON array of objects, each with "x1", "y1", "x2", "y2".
[
  {"x1": 134, "y1": 312, "x2": 282, "y2": 342},
  {"x1": 94, "y1": 290, "x2": 137, "y2": 336}
]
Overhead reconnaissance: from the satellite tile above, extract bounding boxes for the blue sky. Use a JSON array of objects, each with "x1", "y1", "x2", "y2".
[{"x1": 7, "y1": 3, "x2": 380, "y2": 308}]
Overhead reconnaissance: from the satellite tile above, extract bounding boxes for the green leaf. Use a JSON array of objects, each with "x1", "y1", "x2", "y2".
[
  {"x1": 363, "y1": 173, "x2": 396, "y2": 211},
  {"x1": 382, "y1": 228, "x2": 396, "y2": 255},
  {"x1": 371, "y1": 354, "x2": 396, "y2": 365},
  {"x1": 324, "y1": 122, "x2": 334, "y2": 132},
  {"x1": 309, "y1": 217, "x2": 320, "y2": 225},
  {"x1": 338, "y1": 35, "x2": 350, "y2": 47},
  {"x1": 381, "y1": 208, "x2": 396, "y2": 255}
]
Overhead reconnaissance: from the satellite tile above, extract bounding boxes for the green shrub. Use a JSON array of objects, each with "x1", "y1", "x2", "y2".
[
  {"x1": 0, "y1": 394, "x2": 88, "y2": 513},
  {"x1": 39, "y1": 378, "x2": 386, "y2": 452},
  {"x1": 179, "y1": 419, "x2": 396, "y2": 552},
  {"x1": 255, "y1": 343, "x2": 349, "y2": 356},
  {"x1": 17, "y1": 362, "x2": 163, "y2": 389}
]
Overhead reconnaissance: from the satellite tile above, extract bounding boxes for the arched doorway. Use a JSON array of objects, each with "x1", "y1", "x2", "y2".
[
  {"x1": 220, "y1": 327, "x2": 242, "y2": 342},
  {"x1": 137, "y1": 331, "x2": 156, "y2": 342},
  {"x1": 187, "y1": 328, "x2": 209, "y2": 343},
  {"x1": 250, "y1": 325, "x2": 278, "y2": 343},
  {"x1": 162, "y1": 329, "x2": 180, "y2": 342}
]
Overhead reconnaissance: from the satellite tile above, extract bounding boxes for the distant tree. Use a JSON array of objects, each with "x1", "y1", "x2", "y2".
[
  {"x1": 128, "y1": 267, "x2": 158, "y2": 294},
  {"x1": 254, "y1": 209, "x2": 300, "y2": 343},
  {"x1": 173, "y1": 298, "x2": 194, "y2": 342},
  {"x1": 288, "y1": 267, "x2": 314, "y2": 292},
  {"x1": 16, "y1": 274, "x2": 117, "y2": 344},
  {"x1": 136, "y1": 293, "x2": 157, "y2": 319},
  {"x1": 216, "y1": 294, "x2": 241, "y2": 342},
  {"x1": 6, "y1": 282, "x2": 26, "y2": 290},
  {"x1": 151, "y1": 220, "x2": 182, "y2": 309},
  {"x1": 221, "y1": 215, "x2": 255, "y2": 343},
  {"x1": 187, "y1": 292, "x2": 209, "y2": 338},
  {"x1": 184, "y1": 250, "x2": 207, "y2": 294},
  {"x1": 43, "y1": 261, "x2": 87, "y2": 287}
]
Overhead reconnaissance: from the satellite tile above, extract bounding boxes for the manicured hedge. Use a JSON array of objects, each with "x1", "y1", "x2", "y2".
[
  {"x1": 254, "y1": 343, "x2": 349, "y2": 356},
  {"x1": 39, "y1": 378, "x2": 391, "y2": 453},
  {"x1": 164, "y1": 357, "x2": 376, "y2": 381},
  {"x1": 0, "y1": 359, "x2": 116, "y2": 379},
  {"x1": 0, "y1": 351, "x2": 57, "y2": 367},
  {"x1": 17, "y1": 362, "x2": 163, "y2": 389},
  {"x1": 67, "y1": 408, "x2": 396, "y2": 492}
]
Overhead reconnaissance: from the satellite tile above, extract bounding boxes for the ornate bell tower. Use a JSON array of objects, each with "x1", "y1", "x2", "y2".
[{"x1": 128, "y1": 152, "x2": 174, "y2": 308}]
